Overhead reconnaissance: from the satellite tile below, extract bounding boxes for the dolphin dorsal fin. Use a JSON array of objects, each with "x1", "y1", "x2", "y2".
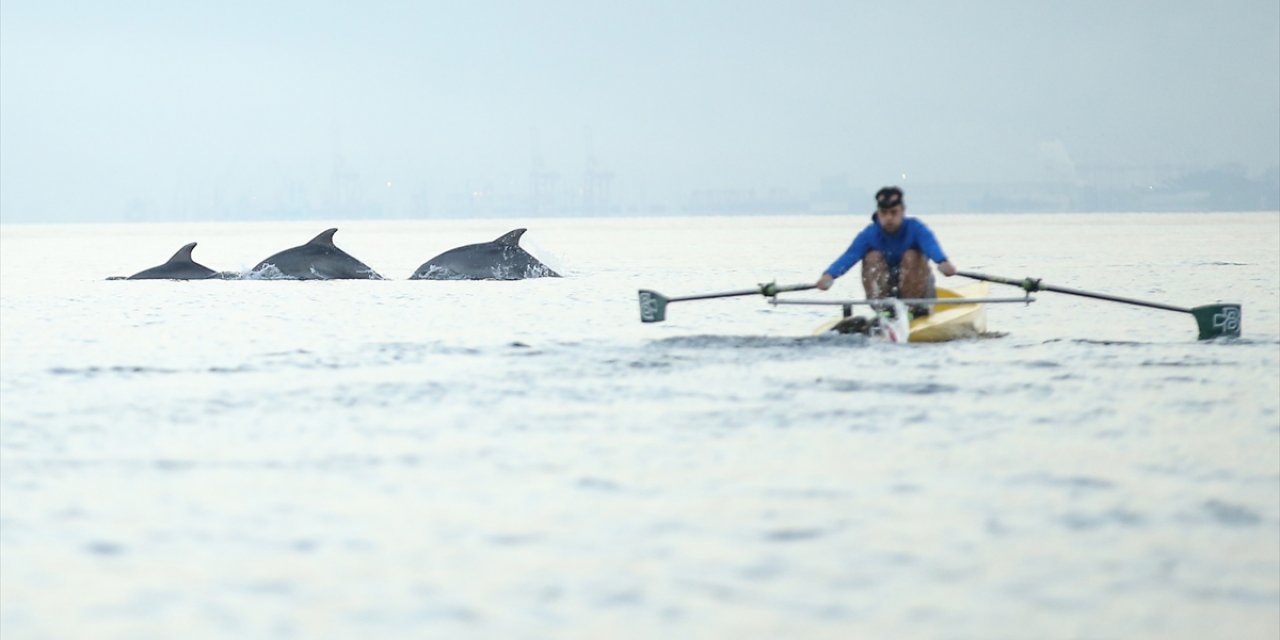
[
  {"x1": 307, "y1": 228, "x2": 339, "y2": 247},
  {"x1": 167, "y1": 242, "x2": 198, "y2": 264},
  {"x1": 494, "y1": 228, "x2": 527, "y2": 246}
]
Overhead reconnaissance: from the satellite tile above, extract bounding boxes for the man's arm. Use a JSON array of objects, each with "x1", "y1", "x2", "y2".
[
  {"x1": 915, "y1": 222, "x2": 956, "y2": 276},
  {"x1": 816, "y1": 229, "x2": 871, "y2": 290}
]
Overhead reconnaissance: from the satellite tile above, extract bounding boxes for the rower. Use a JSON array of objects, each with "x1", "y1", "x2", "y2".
[{"x1": 814, "y1": 186, "x2": 957, "y2": 317}]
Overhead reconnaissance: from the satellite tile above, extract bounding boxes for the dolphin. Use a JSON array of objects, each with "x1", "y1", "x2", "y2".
[
  {"x1": 124, "y1": 242, "x2": 219, "y2": 280},
  {"x1": 252, "y1": 228, "x2": 384, "y2": 280},
  {"x1": 410, "y1": 228, "x2": 560, "y2": 280}
]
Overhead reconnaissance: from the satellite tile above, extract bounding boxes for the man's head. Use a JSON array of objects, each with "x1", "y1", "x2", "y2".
[{"x1": 874, "y1": 186, "x2": 906, "y2": 233}]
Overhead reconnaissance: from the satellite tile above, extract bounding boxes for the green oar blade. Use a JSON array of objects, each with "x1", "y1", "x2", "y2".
[
  {"x1": 1190, "y1": 304, "x2": 1241, "y2": 339},
  {"x1": 638, "y1": 290, "x2": 669, "y2": 323}
]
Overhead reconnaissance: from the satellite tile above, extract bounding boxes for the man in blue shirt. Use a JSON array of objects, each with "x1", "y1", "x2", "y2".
[{"x1": 815, "y1": 186, "x2": 957, "y2": 312}]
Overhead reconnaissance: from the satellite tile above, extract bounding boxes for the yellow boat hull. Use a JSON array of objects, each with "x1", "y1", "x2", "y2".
[
  {"x1": 906, "y1": 281, "x2": 988, "y2": 342},
  {"x1": 813, "y1": 281, "x2": 990, "y2": 342}
]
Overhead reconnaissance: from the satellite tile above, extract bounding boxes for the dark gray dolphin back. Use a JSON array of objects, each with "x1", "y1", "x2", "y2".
[
  {"x1": 410, "y1": 228, "x2": 560, "y2": 280},
  {"x1": 253, "y1": 228, "x2": 384, "y2": 280},
  {"x1": 126, "y1": 242, "x2": 219, "y2": 280}
]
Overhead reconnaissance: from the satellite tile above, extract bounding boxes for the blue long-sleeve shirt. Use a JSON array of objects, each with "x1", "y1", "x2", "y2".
[{"x1": 824, "y1": 216, "x2": 948, "y2": 278}]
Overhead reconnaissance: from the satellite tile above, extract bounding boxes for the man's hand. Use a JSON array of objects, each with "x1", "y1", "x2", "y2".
[
  {"x1": 815, "y1": 273, "x2": 834, "y2": 290},
  {"x1": 937, "y1": 261, "x2": 957, "y2": 277}
]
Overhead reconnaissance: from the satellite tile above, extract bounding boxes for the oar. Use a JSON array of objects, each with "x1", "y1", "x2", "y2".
[
  {"x1": 957, "y1": 271, "x2": 1241, "y2": 339},
  {"x1": 639, "y1": 282, "x2": 814, "y2": 323}
]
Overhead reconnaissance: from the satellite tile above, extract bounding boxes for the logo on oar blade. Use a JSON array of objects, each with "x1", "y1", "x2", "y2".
[
  {"x1": 1214, "y1": 307, "x2": 1240, "y2": 332},
  {"x1": 1191, "y1": 303, "x2": 1242, "y2": 339},
  {"x1": 638, "y1": 290, "x2": 667, "y2": 323}
]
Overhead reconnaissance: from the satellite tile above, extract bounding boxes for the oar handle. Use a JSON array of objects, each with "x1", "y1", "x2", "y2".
[
  {"x1": 958, "y1": 271, "x2": 1190, "y2": 314},
  {"x1": 956, "y1": 271, "x2": 1045, "y2": 292},
  {"x1": 762, "y1": 282, "x2": 816, "y2": 296}
]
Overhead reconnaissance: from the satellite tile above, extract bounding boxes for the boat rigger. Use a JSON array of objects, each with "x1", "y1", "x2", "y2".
[
  {"x1": 636, "y1": 280, "x2": 1033, "y2": 343},
  {"x1": 771, "y1": 282, "x2": 1035, "y2": 343}
]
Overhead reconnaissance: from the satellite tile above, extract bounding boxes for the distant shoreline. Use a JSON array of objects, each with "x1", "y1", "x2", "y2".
[{"x1": 3, "y1": 209, "x2": 1279, "y2": 227}]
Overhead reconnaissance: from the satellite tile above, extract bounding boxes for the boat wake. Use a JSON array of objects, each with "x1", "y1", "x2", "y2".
[{"x1": 649, "y1": 333, "x2": 870, "y2": 351}]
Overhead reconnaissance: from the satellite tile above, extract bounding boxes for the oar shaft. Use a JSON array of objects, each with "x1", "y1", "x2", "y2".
[
  {"x1": 670, "y1": 283, "x2": 814, "y2": 302},
  {"x1": 957, "y1": 271, "x2": 1190, "y2": 314},
  {"x1": 640, "y1": 282, "x2": 816, "y2": 322},
  {"x1": 669, "y1": 288, "x2": 767, "y2": 302},
  {"x1": 1034, "y1": 283, "x2": 1189, "y2": 314}
]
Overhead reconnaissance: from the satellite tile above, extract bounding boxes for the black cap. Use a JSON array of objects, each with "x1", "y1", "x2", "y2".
[{"x1": 875, "y1": 186, "x2": 904, "y2": 209}]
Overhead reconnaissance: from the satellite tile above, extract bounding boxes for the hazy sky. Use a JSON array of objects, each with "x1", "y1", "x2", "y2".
[{"x1": 2, "y1": 0, "x2": 1277, "y2": 221}]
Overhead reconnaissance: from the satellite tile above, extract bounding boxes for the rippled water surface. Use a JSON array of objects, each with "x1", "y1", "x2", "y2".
[{"x1": 2, "y1": 213, "x2": 1278, "y2": 639}]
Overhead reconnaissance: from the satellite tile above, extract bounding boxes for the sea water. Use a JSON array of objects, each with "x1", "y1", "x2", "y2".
[{"x1": 1, "y1": 213, "x2": 1278, "y2": 639}]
